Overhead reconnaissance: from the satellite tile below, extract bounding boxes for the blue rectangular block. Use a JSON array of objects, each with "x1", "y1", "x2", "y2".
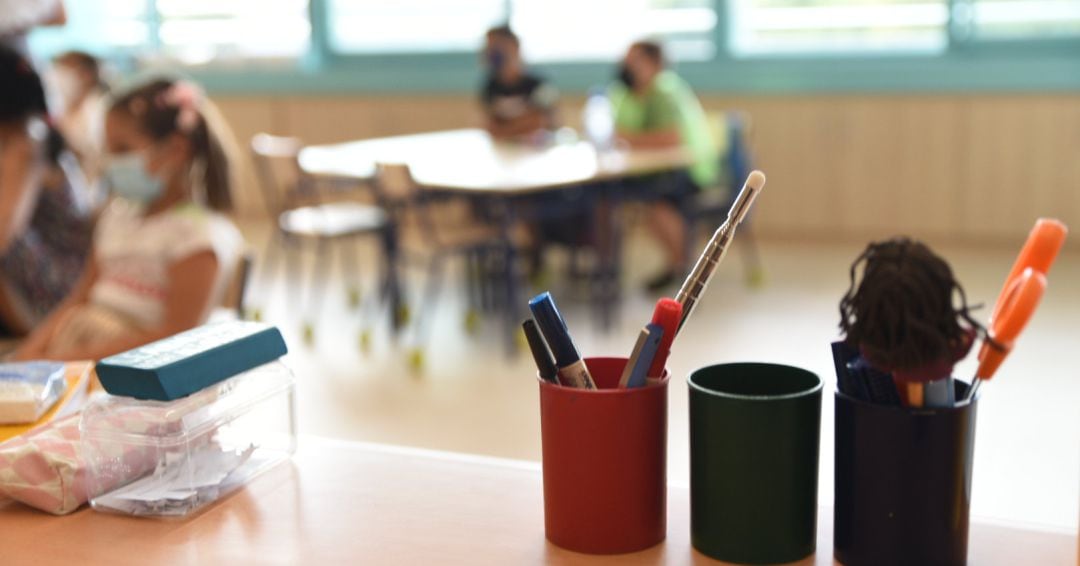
[{"x1": 96, "y1": 321, "x2": 289, "y2": 401}]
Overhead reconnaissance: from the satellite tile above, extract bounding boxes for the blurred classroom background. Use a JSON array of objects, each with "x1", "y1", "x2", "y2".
[{"x1": 14, "y1": 0, "x2": 1080, "y2": 532}]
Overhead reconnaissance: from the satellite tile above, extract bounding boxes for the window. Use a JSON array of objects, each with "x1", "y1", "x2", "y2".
[
  {"x1": 511, "y1": 0, "x2": 717, "y2": 62},
  {"x1": 966, "y1": 0, "x2": 1080, "y2": 40},
  {"x1": 28, "y1": 0, "x2": 151, "y2": 55},
  {"x1": 327, "y1": 0, "x2": 506, "y2": 54},
  {"x1": 730, "y1": 0, "x2": 949, "y2": 55},
  {"x1": 28, "y1": 0, "x2": 310, "y2": 63},
  {"x1": 95, "y1": 0, "x2": 152, "y2": 49},
  {"x1": 326, "y1": 0, "x2": 716, "y2": 62},
  {"x1": 156, "y1": 0, "x2": 310, "y2": 63}
]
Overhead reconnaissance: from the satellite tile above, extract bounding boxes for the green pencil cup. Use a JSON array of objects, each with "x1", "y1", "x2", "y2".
[{"x1": 688, "y1": 362, "x2": 823, "y2": 564}]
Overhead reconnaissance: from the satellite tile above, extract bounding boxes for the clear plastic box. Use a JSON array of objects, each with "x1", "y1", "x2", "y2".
[{"x1": 80, "y1": 360, "x2": 296, "y2": 517}]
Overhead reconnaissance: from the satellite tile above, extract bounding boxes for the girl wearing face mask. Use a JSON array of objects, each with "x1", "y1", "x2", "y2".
[
  {"x1": 14, "y1": 78, "x2": 242, "y2": 361},
  {"x1": 0, "y1": 44, "x2": 92, "y2": 338},
  {"x1": 50, "y1": 50, "x2": 108, "y2": 194}
]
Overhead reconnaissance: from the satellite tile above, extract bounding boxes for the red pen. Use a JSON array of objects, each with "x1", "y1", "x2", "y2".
[{"x1": 647, "y1": 298, "x2": 682, "y2": 378}]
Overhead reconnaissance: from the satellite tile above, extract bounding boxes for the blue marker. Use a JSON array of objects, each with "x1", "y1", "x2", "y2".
[
  {"x1": 619, "y1": 323, "x2": 664, "y2": 389},
  {"x1": 529, "y1": 292, "x2": 596, "y2": 389}
]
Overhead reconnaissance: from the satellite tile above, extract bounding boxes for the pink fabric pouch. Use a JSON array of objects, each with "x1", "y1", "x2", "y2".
[{"x1": 0, "y1": 414, "x2": 155, "y2": 514}]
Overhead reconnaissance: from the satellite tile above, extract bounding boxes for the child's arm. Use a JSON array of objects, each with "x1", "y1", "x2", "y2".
[
  {"x1": 616, "y1": 129, "x2": 682, "y2": 149},
  {"x1": 43, "y1": 250, "x2": 221, "y2": 361},
  {"x1": 13, "y1": 256, "x2": 98, "y2": 360},
  {"x1": 0, "y1": 135, "x2": 43, "y2": 253}
]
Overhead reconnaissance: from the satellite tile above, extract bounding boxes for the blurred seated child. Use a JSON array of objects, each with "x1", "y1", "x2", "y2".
[
  {"x1": 50, "y1": 50, "x2": 108, "y2": 196},
  {"x1": 15, "y1": 78, "x2": 241, "y2": 361},
  {"x1": 610, "y1": 40, "x2": 718, "y2": 291},
  {"x1": 0, "y1": 44, "x2": 92, "y2": 336},
  {"x1": 479, "y1": 25, "x2": 558, "y2": 141}
]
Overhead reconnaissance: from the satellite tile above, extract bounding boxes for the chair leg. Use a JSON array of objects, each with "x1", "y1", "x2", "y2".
[
  {"x1": 465, "y1": 249, "x2": 483, "y2": 312},
  {"x1": 283, "y1": 235, "x2": 304, "y2": 320},
  {"x1": 410, "y1": 255, "x2": 445, "y2": 349},
  {"x1": 341, "y1": 236, "x2": 378, "y2": 352},
  {"x1": 304, "y1": 239, "x2": 333, "y2": 339},
  {"x1": 377, "y1": 224, "x2": 405, "y2": 331},
  {"x1": 478, "y1": 250, "x2": 496, "y2": 312},
  {"x1": 374, "y1": 268, "x2": 400, "y2": 343},
  {"x1": 459, "y1": 250, "x2": 484, "y2": 334},
  {"x1": 567, "y1": 247, "x2": 582, "y2": 283},
  {"x1": 501, "y1": 244, "x2": 522, "y2": 356},
  {"x1": 253, "y1": 231, "x2": 283, "y2": 320},
  {"x1": 596, "y1": 196, "x2": 621, "y2": 330},
  {"x1": 339, "y1": 236, "x2": 363, "y2": 310},
  {"x1": 232, "y1": 255, "x2": 253, "y2": 318}
]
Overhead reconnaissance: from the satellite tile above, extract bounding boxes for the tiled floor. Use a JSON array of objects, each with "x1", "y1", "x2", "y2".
[{"x1": 239, "y1": 219, "x2": 1080, "y2": 531}]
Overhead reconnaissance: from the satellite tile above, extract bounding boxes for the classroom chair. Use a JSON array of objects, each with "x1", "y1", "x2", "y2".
[
  {"x1": 681, "y1": 112, "x2": 765, "y2": 287},
  {"x1": 534, "y1": 188, "x2": 623, "y2": 329},
  {"x1": 216, "y1": 252, "x2": 253, "y2": 319},
  {"x1": 250, "y1": 133, "x2": 394, "y2": 345},
  {"x1": 372, "y1": 163, "x2": 524, "y2": 366}
]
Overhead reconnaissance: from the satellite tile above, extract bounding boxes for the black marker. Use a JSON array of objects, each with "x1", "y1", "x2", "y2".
[{"x1": 522, "y1": 319, "x2": 558, "y2": 383}]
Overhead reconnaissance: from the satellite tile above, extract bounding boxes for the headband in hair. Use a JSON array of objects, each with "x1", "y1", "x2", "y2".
[
  {"x1": 161, "y1": 81, "x2": 203, "y2": 133},
  {"x1": 124, "y1": 80, "x2": 203, "y2": 134}
]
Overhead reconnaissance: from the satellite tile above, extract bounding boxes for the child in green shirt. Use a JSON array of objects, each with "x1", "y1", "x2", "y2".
[{"x1": 610, "y1": 41, "x2": 718, "y2": 291}]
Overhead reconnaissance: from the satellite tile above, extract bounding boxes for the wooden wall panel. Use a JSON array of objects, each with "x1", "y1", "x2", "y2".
[
  {"x1": 279, "y1": 95, "x2": 483, "y2": 144},
  {"x1": 734, "y1": 96, "x2": 848, "y2": 237},
  {"x1": 959, "y1": 96, "x2": 1080, "y2": 243},
  {"x1": 897, "y1": 98, "x2": 966, "y2": 239}
]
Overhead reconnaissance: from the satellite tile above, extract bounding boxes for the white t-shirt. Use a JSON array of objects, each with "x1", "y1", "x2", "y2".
[{"x1": 89, "y1": 199, "x2": 242, "y2": 329}]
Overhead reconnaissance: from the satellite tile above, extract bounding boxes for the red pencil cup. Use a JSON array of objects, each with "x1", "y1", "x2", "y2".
[{"x1": 539, "y1": 357, "x2": 669, "y2": 555}]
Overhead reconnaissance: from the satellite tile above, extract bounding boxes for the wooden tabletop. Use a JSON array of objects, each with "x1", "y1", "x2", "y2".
[
  {"x1": 0, "y1": 438, "x2": 1074, "y2": 566},
  {"x1": 298, "y1": 128, "x2": 691, "y2": 194}
]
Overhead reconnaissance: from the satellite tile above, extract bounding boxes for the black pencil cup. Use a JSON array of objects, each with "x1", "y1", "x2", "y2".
[{"x1": 834, "y1": 384, "x2": 977, "y2": 566}]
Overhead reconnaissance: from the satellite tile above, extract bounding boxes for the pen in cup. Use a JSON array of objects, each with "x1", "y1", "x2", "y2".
[
  {"x1": 529, "y1": 292, "x2": 596, "y2": 390},
  {"x1": 522, "y1": 319, "x2": 558, "y2": 384},
  {"x1": 619, "y1": 323, "x2": 664, "y2": 389}
]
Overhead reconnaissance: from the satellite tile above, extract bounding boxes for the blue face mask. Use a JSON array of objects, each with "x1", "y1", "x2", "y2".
[
  {"x1": 105, "y1": 153, "x2": 164, "y2": 204},
  {"x1": 486, "y1": 49, "x2": 506, "y2": 73}
]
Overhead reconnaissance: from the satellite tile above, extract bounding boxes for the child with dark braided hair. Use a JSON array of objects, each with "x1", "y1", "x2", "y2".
[{"x1": 839, "y1": 237, "x2": 984, "y2": 406}]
